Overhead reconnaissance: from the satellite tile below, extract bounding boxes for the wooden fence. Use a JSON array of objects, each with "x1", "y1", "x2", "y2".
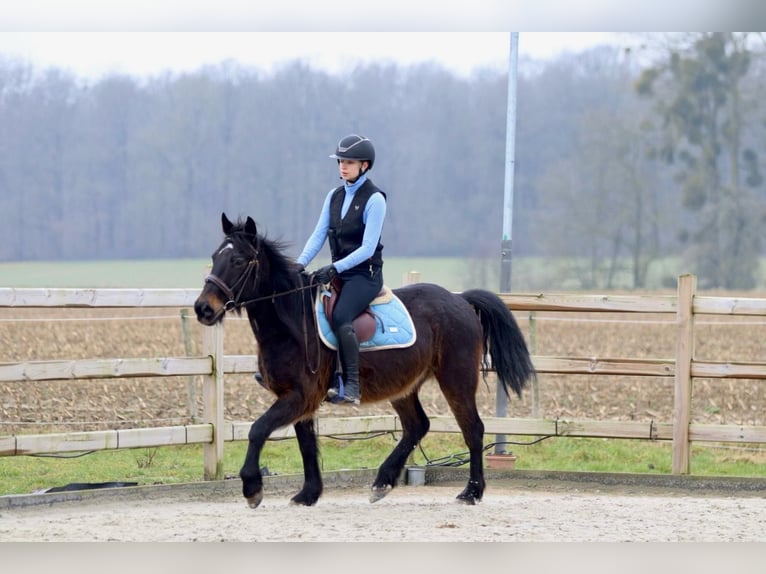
[{"x1": 2, "y1": 273, "x2": 766, "y2": 479}]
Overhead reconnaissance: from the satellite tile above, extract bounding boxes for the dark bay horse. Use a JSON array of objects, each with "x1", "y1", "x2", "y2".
[{"x1": 194, "y1": 213, "x2": 536, "y2": 508}]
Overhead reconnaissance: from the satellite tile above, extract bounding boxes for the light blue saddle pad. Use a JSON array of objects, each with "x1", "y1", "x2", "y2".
[{"x1": 315, "y1": 286, "x2": 417, "y2": 352}]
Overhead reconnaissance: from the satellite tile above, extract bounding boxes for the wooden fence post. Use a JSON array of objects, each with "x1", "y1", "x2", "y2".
[
  {"x1": 202, "y1": 322, "x2": 225, "y2": 480},
  {"x1": 672, "y1": 274, "x2": 696, "y2": 474},
  {"x1": 402, "y1": 271, "x2": 421, "y2": 285},
  {"x1": 528, "y1": 311, "x2": 540, "y2": 418},
  {"x1": 180, "y1": 309, "x2": 198, "y2": 422}
]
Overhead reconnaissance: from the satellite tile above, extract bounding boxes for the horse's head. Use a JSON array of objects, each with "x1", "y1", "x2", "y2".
[{"x1": 195, "y1": 213, "x2": 261, "y2": 326}]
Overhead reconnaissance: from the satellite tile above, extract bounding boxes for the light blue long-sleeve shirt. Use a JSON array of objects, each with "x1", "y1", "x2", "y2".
[{"x1": 297, "y1": 175, "x2": 386, "y2": 273}]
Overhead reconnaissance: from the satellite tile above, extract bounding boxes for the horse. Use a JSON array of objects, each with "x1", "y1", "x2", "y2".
[{"x1": 194, "y1": 213, "x2": 536, "y2": 508}]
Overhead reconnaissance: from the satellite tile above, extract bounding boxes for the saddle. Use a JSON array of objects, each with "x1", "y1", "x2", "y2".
[{"x1": 321, "y1": 277, "x2": 391, "y2": 343}]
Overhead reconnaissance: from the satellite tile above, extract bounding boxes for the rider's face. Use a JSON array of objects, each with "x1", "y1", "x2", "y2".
[{"x1": 338, "y1": 159, "x2": 368, "y2": 183}]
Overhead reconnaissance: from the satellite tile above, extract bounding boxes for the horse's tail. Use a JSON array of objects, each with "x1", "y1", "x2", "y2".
[{"x1": 461, "y1": 289, "x2": 536, "y2": 398}]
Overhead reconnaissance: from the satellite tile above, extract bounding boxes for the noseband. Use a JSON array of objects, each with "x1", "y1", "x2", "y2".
[
  {"x1": 204, "y1": 273, "x2": 236, "y2": 304},
  {"x1": 204, "y1": 251, "x2": 259, "y2": 312}
]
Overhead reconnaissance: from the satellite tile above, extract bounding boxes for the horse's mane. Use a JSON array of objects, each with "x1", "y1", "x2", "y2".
[
  {"x1": 226, "y1": 219, "x2": 293, "y2": 275},
  {"x1": 228, "y1": 218, "x2": 310, "y2": 343}
]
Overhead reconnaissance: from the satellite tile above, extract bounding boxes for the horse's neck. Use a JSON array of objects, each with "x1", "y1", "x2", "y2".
[
  {"x1": 245, "y1": 285, "x2": 309, "y2": 345},
  {"x1": 246, "y1": 302, "x2": 282, "y2": 341}
]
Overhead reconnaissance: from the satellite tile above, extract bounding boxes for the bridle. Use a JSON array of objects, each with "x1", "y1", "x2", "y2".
[
  {"x1": 204, "y1": 235, "x2": 265, "y2": 312},
  {"x1": 204, "y1": 260, "x2": 317, "y2": 311},
  {"x1": 204, "y1": 258, "x2": 260, "y2": 312}
]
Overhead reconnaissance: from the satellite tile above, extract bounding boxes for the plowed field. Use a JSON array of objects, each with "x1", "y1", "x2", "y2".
[{"x1": 2, "y1": 304, "x2": 765, "y2": 434}]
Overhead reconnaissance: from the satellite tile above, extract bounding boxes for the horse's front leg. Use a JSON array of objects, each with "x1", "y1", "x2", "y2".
[
  {"x1": 240, "y1": 397, "x2": 302, "y2": 509},
  {"x1": 289, "y1": 418, "x2": 323, "y2": 506}
]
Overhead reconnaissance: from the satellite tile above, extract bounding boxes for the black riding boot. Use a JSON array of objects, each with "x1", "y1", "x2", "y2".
[{"x1": 327, "y1": 323, "x2": 361, "y2": 405}]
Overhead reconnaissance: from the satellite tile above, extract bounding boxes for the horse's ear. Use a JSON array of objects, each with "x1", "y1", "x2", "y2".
[
  {"x1": 221, "y1": 212, "x2": 234, "y2": 235},
  {"x1": 245, "y1": 216, "x2": 257, "y2": 237}
]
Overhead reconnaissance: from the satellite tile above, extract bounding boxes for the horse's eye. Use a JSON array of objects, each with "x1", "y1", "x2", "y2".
[{"x1": 232, "y1": 255, "x2": 247, "y2": 267}]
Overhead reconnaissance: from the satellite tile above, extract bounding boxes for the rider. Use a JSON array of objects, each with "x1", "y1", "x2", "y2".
[{"x1": 297, "y1": 134, "x2": 387, "y2": 405}]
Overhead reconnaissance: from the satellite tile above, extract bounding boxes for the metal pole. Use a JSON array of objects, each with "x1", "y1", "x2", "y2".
[{"x1": 495, "y1": 32, "x2": 519, "y2": 454}]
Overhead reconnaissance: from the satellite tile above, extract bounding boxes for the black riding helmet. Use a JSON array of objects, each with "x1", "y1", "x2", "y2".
[{"x1": 329, "y1": 134, "x2": 375, "y2": 171}]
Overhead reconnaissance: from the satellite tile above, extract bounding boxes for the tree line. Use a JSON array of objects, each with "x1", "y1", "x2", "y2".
[{"x1": 1, "y1": 33, "x2": 764, "y2": 289}]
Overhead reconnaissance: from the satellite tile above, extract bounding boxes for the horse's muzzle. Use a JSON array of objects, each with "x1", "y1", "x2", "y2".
[{"x1": 194, "y1": 296, "x2": 224, "y2": 326}]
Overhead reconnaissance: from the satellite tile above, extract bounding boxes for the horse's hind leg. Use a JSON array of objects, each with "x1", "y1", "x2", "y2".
[
  {"x1": 290, "y1": 418, "x2": 323, "y2": 506},
  {"x1": 437, "y1": 365, "x2": 486, "y2": 505},
  {"x1": 370, "y1": 394, "x2": 430, "y2": 503},
  {"x1": 452, "y1": 406, "x2": 486, "y2": 505}
]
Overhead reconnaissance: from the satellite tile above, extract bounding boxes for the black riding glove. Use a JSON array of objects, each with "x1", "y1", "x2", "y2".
[{"x1": 313, "y1": 264, "x2": 338, "y2": 284}]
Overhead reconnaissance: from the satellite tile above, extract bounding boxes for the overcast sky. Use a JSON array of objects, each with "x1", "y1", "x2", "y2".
[
  {"x1": 3, "y1": 0, "x2": 763, "y2": 80},
  {"x1": 0, "y1": 32, "x2": 639, "y2": 80},
  {"x1": 4, "y1": 0, "x2": 760, "y2": 31}
]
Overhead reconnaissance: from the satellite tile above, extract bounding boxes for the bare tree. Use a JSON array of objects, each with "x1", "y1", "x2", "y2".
[{"x1": 636, "y1": 33, "x2": 765, "y2": 289}]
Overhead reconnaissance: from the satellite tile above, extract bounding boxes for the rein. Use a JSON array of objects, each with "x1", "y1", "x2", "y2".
[
  {"x1": 204, "y1": 271, "x2": 318, "y2": 310},
  {"x1": 238, "y1": 281, "x2": 318, "y2": 308}
]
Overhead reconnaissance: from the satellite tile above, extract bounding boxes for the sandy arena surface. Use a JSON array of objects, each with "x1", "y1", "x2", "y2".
[{"x1": 2, "y1": 479, "x2": 766, "y2": 542}]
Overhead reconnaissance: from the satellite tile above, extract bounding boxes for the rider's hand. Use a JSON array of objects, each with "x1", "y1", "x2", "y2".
[{"x1": 313, "y1": 264, "x2": 337, "y2": 284}]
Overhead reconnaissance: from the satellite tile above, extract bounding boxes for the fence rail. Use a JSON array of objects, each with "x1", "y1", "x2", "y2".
[{"x1": 2, "y1": 274, "x2": 766, "y2": 479}]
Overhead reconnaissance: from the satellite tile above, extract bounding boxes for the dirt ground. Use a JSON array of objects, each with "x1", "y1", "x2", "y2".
[{"x1": 2, "y1": 477, "x2": 766, "y2": 542}]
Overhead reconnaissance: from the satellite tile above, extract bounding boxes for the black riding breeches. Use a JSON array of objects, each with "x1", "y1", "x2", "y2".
[{"x1": 331, "y1": 266, "x2": 384, "y2": 329}]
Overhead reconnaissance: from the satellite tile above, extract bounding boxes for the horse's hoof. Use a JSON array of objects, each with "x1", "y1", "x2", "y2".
[
  {"x1": 455, "y1": 494, "x2": 478, "y2": 505},
  {"x1": 245, "y1": 492, "x2": 263, "y2": 509},
  {"x1": 289, "y1": 493, "x2": 320, "y2": 506},
  {"x1": 369, "y1": 485, "x2": 392, "y2": 503}
]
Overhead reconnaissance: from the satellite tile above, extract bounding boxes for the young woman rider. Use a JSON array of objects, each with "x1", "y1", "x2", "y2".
[{"x1": 297, "y1": 134, "x2": 387, "y2": 405}]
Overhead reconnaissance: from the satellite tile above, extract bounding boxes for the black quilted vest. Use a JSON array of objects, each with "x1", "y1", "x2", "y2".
[{"x1": 328, "y1": 179, "x2": 385, "y2": 270}]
